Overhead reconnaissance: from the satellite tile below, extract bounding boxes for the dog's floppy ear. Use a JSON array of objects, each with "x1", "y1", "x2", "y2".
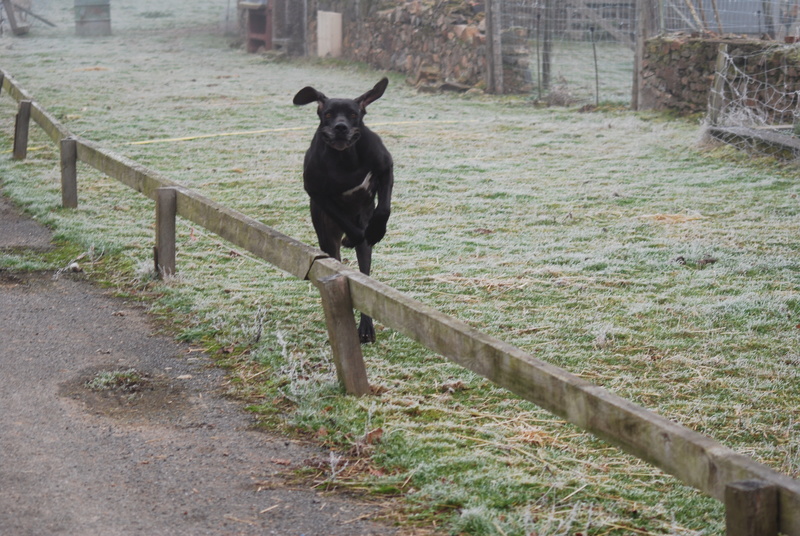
[
  {"x1": 293, "y1": 86, "x2": 327, "y2": 106},
  {"x1": 355, "y1": 77, "x2": 389, "y2": 110}
]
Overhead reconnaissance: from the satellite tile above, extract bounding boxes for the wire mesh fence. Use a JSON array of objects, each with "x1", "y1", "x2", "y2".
[
  {"x1": 498, "y1": 1, "x2": 800, "y2": 106},
  {"x1": 661, "y1": 0, "x2": 800, "y2": 38},
  {"x1": 705, "y1": 42, "x2": 800, "y2": 159},
  {"x1": 499, "y1": 1, "x2": 637, "y2": 105}
]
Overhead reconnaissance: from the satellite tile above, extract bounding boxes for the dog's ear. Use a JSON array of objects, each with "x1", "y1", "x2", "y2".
[
  {"x1": 355, "y1": 77, "x2": 389, "y2": 110},
  {"x1": 293, "y1": 87, "x2": 327, "y2": 107}
]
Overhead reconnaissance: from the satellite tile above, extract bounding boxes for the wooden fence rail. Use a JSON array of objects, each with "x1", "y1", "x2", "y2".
[{"x1": 3, "y1": 67, "x2": 799, "y2": 535}]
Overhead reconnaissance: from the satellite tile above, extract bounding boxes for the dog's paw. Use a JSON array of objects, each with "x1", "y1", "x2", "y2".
[
  {"x1": 358, "y1": 317, "x2": 376, "y2": 344},
  {"x1": 342, "y1": 232, "x2": 365, "y2": 248},
  {"x1": 365, "y1": 213, "x2": 389, "y2": 245},
  {"x1": 366, "y1": 228, "x2": 386, "y2": 245},
  {"x1": 365, "y1": 227, "x2": 385, "y2": 245}
]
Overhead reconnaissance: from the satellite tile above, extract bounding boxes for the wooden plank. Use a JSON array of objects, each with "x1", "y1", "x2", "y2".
[
  {"x1": 726, "y1": 480, "x2": 778, "y2": 536},
  {"x1": 0, "y1": 73, "x2": 68, "y2": 142},
  {"x1": 31, "y1": 101, "x2": 70, "y2": 144},
  {"x1": 10, "y1": 2, "x2": 57, "y2": 27},
  {"x1": 59, "y1": 138, "x2": 78, "y2": 209},
  {"x1": 74, "y1": 139, "x2": 319, "y2": 279},
  {"x1": 312, "y1": 271, "x2": 370, "y2": 396},
  {"x1": 12, "y1": 99, "x2": 31, "y2": 160},
  {"x1": 1, "y1": 71, "x2": 68, "y2": 143},
  {"x1": 707, "y1": 126, "x2": 800, "y2": 159},
  {"x1": 155, "y1": 187, "x2": 177, "y2": 277},
  {"x1": 308, "y1": 258, "x2": 800, "y2": 535},
  {"x1": 75, "y1": 138, "x2": 178, "y2": 199},
  {"x1": 173, "y1": 187, "x2": 321, "y2": 280},
  {"x1": 0, "y1": 68, "x2": 33, "y2": 102}
]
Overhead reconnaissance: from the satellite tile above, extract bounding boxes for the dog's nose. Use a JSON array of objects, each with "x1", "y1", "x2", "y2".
[{"x1": 334, "y1": 122, "x2": 348, "y2": 133}]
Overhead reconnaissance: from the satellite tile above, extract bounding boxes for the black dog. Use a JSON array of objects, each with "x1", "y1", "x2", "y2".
[{"x1": 293, "y1": 78, "x2": 394, "y2": 343}]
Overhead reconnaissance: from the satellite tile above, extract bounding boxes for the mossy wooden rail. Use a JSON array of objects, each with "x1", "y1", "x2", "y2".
[{"x1": 2, "y1": 67, "x2": 799, "y2": 535}]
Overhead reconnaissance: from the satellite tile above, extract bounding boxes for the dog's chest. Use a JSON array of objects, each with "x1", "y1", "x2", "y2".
[{"x1": 341, "y1": 172, "x2": 373, "y2": 198}]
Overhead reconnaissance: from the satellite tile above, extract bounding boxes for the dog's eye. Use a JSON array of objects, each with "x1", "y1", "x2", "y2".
[
  {"x1": 324, "y1": 112, "x2": 332, "y2": 119},
  {"x1": 350, "y1": 113, "x2": 358, "y2": 119}
]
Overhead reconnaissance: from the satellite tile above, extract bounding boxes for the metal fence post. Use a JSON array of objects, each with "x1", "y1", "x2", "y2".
[{"x1": 315, "y1": 273, "x2": 370, "y2": 396}]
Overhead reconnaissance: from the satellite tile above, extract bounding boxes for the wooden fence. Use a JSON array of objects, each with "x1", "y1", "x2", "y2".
[{"x1": 2, "y1": 67, "x2": 799, "y2": 535}]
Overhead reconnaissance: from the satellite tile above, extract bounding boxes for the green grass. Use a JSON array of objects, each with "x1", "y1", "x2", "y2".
[
  {"x1": 86, "y1": 369, "x2": 148, "y2": 392},
  {"x1": 1, "y1": 2, "x2": 799, "y2": 534}
]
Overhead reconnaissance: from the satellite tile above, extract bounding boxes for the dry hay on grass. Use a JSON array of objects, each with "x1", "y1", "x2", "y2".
[{"x1": 640, "y1": 212, "x2": 705, "y2": 224}]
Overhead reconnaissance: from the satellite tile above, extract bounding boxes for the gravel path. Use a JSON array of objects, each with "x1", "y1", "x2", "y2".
[{"x1": 0, "y1": 193, "x2": 404, "y2": 535}]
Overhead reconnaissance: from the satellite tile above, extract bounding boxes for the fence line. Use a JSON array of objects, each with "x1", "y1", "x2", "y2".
[{"x1": 2, "y1": 67, "x2": 799, "y2": 535}]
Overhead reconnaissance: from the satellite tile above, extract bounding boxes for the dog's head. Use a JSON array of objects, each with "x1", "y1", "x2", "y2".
[{"x1": 293, "y1": 78, "x2": 388, "y2": 151}]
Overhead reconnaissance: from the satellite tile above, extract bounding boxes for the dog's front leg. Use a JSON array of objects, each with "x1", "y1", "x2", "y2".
[
  {"x1": 364, "y1": 167, "x2": 393, "y2": 245},
  {"x1": 308, "y1": 193, "x2": 367, "y2": 246},
  {"x1": 354, "y1": 240, "x2": 376, "y2": 343}
]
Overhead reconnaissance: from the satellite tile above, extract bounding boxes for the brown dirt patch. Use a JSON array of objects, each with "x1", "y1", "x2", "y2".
[{"x1": 60, "y1": 366, "x2": 191, "y2": 424}]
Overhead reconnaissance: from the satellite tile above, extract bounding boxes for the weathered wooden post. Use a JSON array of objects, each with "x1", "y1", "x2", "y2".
[
  {"x1": 485, "y1": 0, "x2": 503, "y2": 94},
  {"x1": 725, "y1": 480, "x2": 778, "y2": 536},
  {"x1": 0, "y1": 72, "x2": 5, "y2": 97},
  {"x1": 315, "y1": 273, "x2": 370, "y2": 396},
  {"x1": 154, "y1": 187, "x2": 177, "y2": 277},
  {"x1": 708, "y1": 44, "x2": 729, "y2": 126},
  {"x1": 1, "y1": 0, "x2": 30, "y2": 35},
  {"x1": 12, "y1": 99, "x2": 32, "y2": 160},
  {"x1": 633, "y1": 0, "x2": 659, "y2": 110},
  {"x1": 60, "y1": 138, "x2": 79, "y2": 208}
]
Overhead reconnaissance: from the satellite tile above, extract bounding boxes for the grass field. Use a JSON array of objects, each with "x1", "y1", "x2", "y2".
[
  {"x1": 526, "y1": 40, "x2": 635, "y2": 105},
  {"x1": 1, "y1": 2, "x2": 799, "y2": 534}
]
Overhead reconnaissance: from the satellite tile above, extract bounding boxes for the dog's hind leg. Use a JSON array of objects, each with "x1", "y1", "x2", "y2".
[
  {"x1": 354, "y1": 241, "x2": 376, "y2": 343},
  {"x1": 310, "y1": 200, "x2": 342, "y2": 261}
]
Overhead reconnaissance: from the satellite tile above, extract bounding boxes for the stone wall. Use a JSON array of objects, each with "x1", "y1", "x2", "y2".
[
  {"x1": 639, "y1": 34, "x2": 800, "y2": 119},
  {"x1": 307, "y1": 0, "x2": 532, "y2": 93}
]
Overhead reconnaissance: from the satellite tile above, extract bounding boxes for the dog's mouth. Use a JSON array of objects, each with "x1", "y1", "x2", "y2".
[{"x1": 322, "y1": 128, "x2": 360, "y2": 151}]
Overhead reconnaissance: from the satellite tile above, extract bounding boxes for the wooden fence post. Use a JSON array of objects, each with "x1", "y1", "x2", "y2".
[
  {"x1": 315, "y1": 273, "x2": 370, "y2": 396},
  {"x1": 60, "y1": 138, "x2": 78, "y2": 208},
  {"x1": 633, "y1": 0, "x2": 658, "y2": 110},
  {"x1": 725, "y1": 480, "x2": 778, "y2": 536},
  {"x1": 13, "y1": 99, "x2": 32, "y2": 160},
  {"x1": 485, "y1": 0, "x2": 503, "y2": 94},
  {"x1": 154, "y1": 187, "x2": 177, "y2": 277},
  {"x1": 1, "y1": 0, "x2": 29, "y2": 35},
  {"x1": 708, "y1": 44, "x2": 729, "y2": 126},
  {"x1": 0, "y1": 72, "x2": 5, "y2": 97}
]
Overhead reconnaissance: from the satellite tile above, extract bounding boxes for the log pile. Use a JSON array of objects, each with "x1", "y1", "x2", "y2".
[
  {"x1": 345, "y1": 0, "x2": 488, "y2": 90},
  {"x1": 308, "y1": 0, "x2": 532, "y2": 93}
]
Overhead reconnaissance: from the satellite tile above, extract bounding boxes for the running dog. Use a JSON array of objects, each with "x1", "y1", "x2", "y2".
[{"x1": 293, "y1": 78, "x2": 394, "y2": 343}]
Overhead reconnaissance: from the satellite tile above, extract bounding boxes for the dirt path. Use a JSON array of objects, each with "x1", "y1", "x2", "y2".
[{"x1": 0, "y1": 193, "x2": 403, "y2": 535}]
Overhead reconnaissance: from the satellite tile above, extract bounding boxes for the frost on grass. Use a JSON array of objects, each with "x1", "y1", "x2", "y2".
[
  {"x1": 86, "y1": 369, "x2": 147, "y2": 392},
  {"x1": 0, "y1": 6, "x2": 797, "y2": 533}
]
